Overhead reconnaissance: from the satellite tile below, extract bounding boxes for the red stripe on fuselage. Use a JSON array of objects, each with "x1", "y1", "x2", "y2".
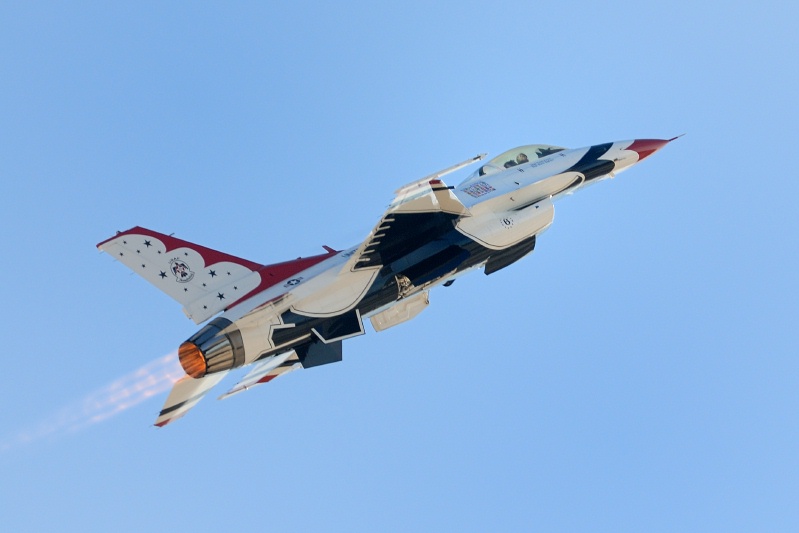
[{"x1": 626, "y1": 139, "x2": 670, "y2": 162}]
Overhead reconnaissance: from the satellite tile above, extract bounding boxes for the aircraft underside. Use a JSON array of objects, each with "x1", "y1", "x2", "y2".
[
  {"x1": 268, "y1": 217, "x2": 531, "y2": 354},
  {"x1": 97, "y1": 137, "x2": 674, "y2": 426},
  {"x1": 190, "y1": 213, "x2": 536, "y2": 374}
]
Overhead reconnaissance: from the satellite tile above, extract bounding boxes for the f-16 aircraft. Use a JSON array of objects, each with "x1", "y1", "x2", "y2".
[{"x1": 98, "y1": 137, "x2": 674, "y2": 426}]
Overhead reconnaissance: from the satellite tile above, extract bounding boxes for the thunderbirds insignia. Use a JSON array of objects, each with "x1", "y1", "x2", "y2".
[{"x1": 169, "y1": 258, "x2": 195, "y2": 283}]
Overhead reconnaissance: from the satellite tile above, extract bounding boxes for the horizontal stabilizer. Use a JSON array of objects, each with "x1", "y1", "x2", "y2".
[
  {"x1": 155, "y1": 371, "x2": 230, "y2": 427},
  {"x1": 217, "y1": 340, "x2": 343, "y2": 402},
  {"x1": 218, "y1": 351, "x2": 301, "y2": 400}
]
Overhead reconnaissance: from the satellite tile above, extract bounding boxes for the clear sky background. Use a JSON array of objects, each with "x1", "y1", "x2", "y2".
[{"x1": 1, "y1": 2, "x2": 797, "y2": 531}]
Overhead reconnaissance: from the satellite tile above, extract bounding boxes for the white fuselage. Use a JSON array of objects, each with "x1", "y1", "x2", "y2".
[{"x1": 219, "y1": 140, "x2": 648, "y2": 365}]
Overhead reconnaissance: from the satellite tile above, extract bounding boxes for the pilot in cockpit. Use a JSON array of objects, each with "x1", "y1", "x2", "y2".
[{"x1": 504, "y1": 153, "x2": 529, "y2": 168}]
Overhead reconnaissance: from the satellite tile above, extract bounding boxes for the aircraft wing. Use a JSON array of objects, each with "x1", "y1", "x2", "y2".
[
  {"x1": 343, "y1": 154, "x2": 483, "y2": 273},
  {"x1": 155, "y1": 350, "x2": 307, "y2": 425}
]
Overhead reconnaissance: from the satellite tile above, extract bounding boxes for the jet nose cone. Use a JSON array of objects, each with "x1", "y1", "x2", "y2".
[{"x1": 626, "y1": 138, "x2": 671, "y2": 162}]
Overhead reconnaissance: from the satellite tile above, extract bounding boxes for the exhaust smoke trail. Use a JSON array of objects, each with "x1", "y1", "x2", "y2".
[{"x1": 0, "y1": 351, "x2": 185, "y2": 452}]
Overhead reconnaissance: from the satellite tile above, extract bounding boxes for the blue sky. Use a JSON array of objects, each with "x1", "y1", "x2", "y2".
[{"x1": 1, "y1": 2, "x2": 797, "y2": 531}]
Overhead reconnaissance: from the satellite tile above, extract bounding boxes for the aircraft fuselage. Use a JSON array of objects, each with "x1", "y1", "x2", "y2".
[
  {"x1": 98, "y1": 137, "x2": 673, "y2": 425},
  {"x1": 184, "y1": 139, "x2": 670, "y2": 376}
]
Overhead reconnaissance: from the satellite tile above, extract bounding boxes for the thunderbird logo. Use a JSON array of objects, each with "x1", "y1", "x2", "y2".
[{"x1": 169, "y1": 258, "x2": 194, "y2": 283}]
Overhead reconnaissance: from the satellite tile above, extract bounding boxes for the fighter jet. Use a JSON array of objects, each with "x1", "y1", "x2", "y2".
[{"x1": 98, "y1": 138, "x2": 674, "y2": 426}]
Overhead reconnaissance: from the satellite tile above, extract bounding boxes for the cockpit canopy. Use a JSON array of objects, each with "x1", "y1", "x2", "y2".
[{"x1": 473, "y1": 144, "x2": 566, "y2": 177}]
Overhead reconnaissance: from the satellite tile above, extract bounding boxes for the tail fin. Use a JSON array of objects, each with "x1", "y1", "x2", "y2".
[{"x1": 98, "y1": 227, "x2": 266, "y2": 324}]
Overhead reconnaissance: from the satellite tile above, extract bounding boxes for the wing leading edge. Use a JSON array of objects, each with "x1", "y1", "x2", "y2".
[{"x1": 343, "y1": 154, "x2": 484, "y2": 275}]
